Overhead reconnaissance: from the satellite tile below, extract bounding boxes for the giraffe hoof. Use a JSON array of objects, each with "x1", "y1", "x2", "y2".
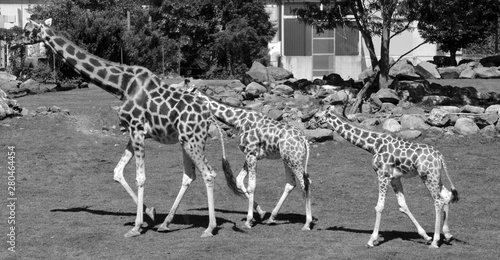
[
  {"x1": 429, "y1": 244, "x2": 439, "y2": 249},
  {"x1": 124, "y1": 229, "x2": 141, "y2": 238},
  {"x1": 145, "y1": 207, "x2": 156, "y2": 222},
  {"x1": 301, "y1": 226, "x2": 311, "y2": 231},
  {"x1": 201, "y1": 231, "x2": 214, "y2": 238},
  {"x1": 157, "y1": 224, "x2": 170, "y2": 233},
  {"x1": 258, "y1": 211, "x2": 267, "y2": 221},
  {"x1": 244, "y1": 222, "x2": 253, "y2": 229},
  {"x1": 444, "y1": 234, "x2": 453, "y2": 243}
]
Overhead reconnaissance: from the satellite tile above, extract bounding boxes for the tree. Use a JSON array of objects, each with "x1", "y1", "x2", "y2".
[
  {"x1": 292, "y1": 0, "x2": 421, "y2": 89},
  {"x1": 417, "y1": 0, "x2": 500, "y2": 66},
  {"x1": 29, "y1": 0, "x2": 174, "y2": 78},
  {"x1": 159, "y1": 0, "x2": 276, "y2": 78}
]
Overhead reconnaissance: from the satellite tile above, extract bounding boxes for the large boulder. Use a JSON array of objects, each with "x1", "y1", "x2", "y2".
[
  {"x1": 415, "y1": 61, "x2": 441, "y2": 79},
  {"x1": 433, "y1": 56, "x2": 455, "y2": 67},
  {"x1": 454, "y1": 117, "x2": 479, "y2": 135},
  {"x1": 474, "y1": 67, "x2": 500, "y2": 78},
  {"x1": 245, "y1": 82, "x2": 267, "y2": 99},
  {"x1": 266, "y1": 66, "x2": 293, "y2": 81},
  {"x1": 437, "y1": 67, "x2": 460, "y2": 79},
  {"x1": 389, "y1": 59, "x2": 420, "y2": 79},
  {"x1": 426, "y1": 108, "x2": 450, "y2": 127},
  {"x1": 400, "y1": 114, "x2": 430, "y2": 130},
  {"x1": 272, "y1": 84, "x2": 294, "y2": 96},
  {"x1": 397, "y1": 129, "x2": 422, "y2": 140},
  {"x1": 372, "y1": 88, "x2": 400, "y2": 105},
  {"x1": 382, "y1": 118, "x2": 401, "y2": 132},
  {"x1": 243, "y1": 61, "x2": 271, "y2": 85}
]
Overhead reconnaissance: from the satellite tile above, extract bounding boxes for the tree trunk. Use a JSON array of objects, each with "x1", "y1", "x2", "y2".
[
  {"x1": 378, "y1": 0, "x2": 397, "y2": 89},
  {"x1": 449, "y1": 48, "x2": 458, "y2": 66}
]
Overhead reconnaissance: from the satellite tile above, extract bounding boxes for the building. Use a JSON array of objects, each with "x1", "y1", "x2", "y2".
[
  {"x1": 0, "y1": 0, "x2": 45, "y2": 70},
  {"x1": 266, "y1": 1, "x2": 439, "y2": 80}
]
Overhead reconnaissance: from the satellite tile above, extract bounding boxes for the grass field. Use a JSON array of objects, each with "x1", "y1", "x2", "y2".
[{"x1": 1, "y1": 84, "x2": 500, "y2": 259}]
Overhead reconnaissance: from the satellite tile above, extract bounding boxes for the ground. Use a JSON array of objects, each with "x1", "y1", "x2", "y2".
[{"x1": 1, "y1": 80, "x2": 499, "y2": 259}]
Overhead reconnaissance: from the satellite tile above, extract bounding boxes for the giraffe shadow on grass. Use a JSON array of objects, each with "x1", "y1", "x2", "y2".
[
  {"x1": 190, "y1": 207, "x2": 318, "y2": 228},
  {"x1": 51, "y1": 206, "x2": 242, "y2": 235},
  {"x1": 323, "y1": 226, "x2": 467, "y2": 247}
]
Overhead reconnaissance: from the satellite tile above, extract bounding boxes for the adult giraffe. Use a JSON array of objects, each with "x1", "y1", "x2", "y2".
[{"x1": 17, "y1": 18, "x2": 225, "y2": 238}]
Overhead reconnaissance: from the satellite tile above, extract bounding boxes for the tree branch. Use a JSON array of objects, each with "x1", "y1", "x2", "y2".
[{"x1": 390, "y1": 40, "x2": 429, "y2": 68}]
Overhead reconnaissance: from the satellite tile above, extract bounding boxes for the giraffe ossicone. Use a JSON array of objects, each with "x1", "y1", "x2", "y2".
[
  {"x1": 18, "y1": 18, "x2": 228, "y2": 238},
  {"x1": 307, "y1": 106, "x2": 459, "y2": 248}
]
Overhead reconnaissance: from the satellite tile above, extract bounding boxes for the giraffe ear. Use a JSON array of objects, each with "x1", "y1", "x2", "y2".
[{"x1": 44, "y1": 18, "x2": 52, "y2": 26}]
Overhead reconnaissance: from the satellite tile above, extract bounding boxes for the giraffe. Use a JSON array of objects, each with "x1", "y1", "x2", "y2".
[
  {"x1": 18, "y1": 18, "x2": 226, "y2": 238},
  {"x1": 173, "y1": 88, "x2": 313, "y2": 230},
  {"x1": 306, "y1": 106, "x2": 459, "y2": 248}
]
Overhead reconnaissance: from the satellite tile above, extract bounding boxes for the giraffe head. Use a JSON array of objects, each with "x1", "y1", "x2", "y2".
[
  {"x1": 305, "y1": 106, "x2": 336, "y2": 129},
  {"x1": 12, "y1": 18, "x2": 52, "y2": 47}
]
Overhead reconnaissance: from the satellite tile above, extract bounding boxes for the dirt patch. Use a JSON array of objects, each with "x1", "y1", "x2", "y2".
[{"x1": 1, "y1": 86, "x2": 500, "y2": 259}]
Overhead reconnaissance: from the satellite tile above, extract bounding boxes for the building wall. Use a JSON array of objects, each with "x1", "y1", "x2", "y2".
[{"x1": 267, "y1": 3, "x2": 440, "y2": 81}]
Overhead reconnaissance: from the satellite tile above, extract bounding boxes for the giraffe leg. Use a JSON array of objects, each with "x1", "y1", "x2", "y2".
[
  {"x1": 442, "y1": 203, "x2": 453, "y2": 242},
  {"x1": 423, "y1": 180, "x2": 446, "y2": 249},
  {"x1": 367, "y1": 170, "x2": 390, "y2": 247},
  {"x1": 124, "y1": 132, "x2": 146, "y2": 238},
  {"x1": 182, "y1": 142, "x2": 217, "y2": 237},
  {"x1": 158, "y1": 150, "x2": 196, "y2": 232},
  {"x1": 113, "y1": 142, "x2": 155, "y2": 221},
  {"x1": 244, "y1": 154, "x2": 258, "y2": 229},
  {"x1": 267, "y1": 162, "x2": 296, "y2": 226},
  {"x1": 390, "y1": 177, "x2": 432, "y2": 243},
  {"x1": 236, "y1": 164, "x2": 266, "y2": 220}
]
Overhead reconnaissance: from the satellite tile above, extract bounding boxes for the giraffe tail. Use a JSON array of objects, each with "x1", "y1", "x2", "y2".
[
  {"x1": 302, "y1": 138, "x2": 311, "y2": 197},
  {"x1": 212, "y1": 117, "x2": 246, "y2": 197},
  {"x1": 442, "y1": 158, "x2": 459, "y2": 203}
]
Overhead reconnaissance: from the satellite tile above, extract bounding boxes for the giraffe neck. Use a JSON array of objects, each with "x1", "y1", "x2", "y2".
[
  {"x1": 200, "y1": 94, "x2": 260, "y2": 131},
  {"x1": 39, "y1": 26, "x2": 138, "y2": 99},
  {"x1": 325, "y1": 113, "x2": 383, "y2": 153}
]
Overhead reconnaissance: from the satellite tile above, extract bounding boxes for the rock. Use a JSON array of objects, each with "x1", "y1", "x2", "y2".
[
  {"x1": 454, "y1": 117, "x2": 479, "y2": 135},
  {"x1": 426, "y1": 108, "x2": 450, "y2": 127},
  {"x1": 304, "y1": 128, "x2": 333, "y2": 142},
  {"x1": 380, "y1": 102, "x2": 397, "y2": 113},
  {"x1": 266, "y1": 66, "x2": 293, "y2": 81},
  {"x1": 438, "y1": 106, "x2": 461, "y2": 114},
  {"x1": 0, "y1": 98, "x2": 11, "y2": 119},
  {"x1": 479, "y1": 55, "x2": 500, "y2": 67},
  {"x1": 485, "y1": 104, "x2": 500, "y2": 115},
  {"x1": 20, "y1": 79, "x2": 44, "y2": 94},
  {"x1": 0, "y1": 72, "x2": 17, "y2": 81},
  {"x1": 474, "y1": 67, "x2": 500, "y2": 78},
  {"x1": 437, "y1": 67, "x2": 460, "y2": 79},
  {"x1": 323, "y1": 73, "x2": 344, "y2": 85},
  {"x1": 358, "y1": 68, "x2": 378, "y2": 81},
  {"x1": 382, "y1": 118, "x2": 401, "y2": 132},
  {"x1": 422, "y1": 95, "x2": 451, "y2": 106},
  {"x1": 372, "y1": 88, "x2": 400, "y2": 105},
  {"x1": 461, "y1": 105, "x2": 485, "y2": 114},
  {"x1": 243, "y1": 61, "x2": 270, "y2": 84},
  {"x1": 415, "y1": 61, "x2": 441, "y2": 79},
  {"x1": 272, "y1": 84, "x2": 294, "y2": 96},
  {"x1": 480, "y1": 125, "x2": 498, "y2": 137},
  {"x1": 245, "y1": 82, "x2": 267, "y2": 99},
  {"x1": 266, "y1": 108, "x2": 283, "y2": 120},
  {"x1": 360, "y1": 118, "x2": 380, "y2": 130},
  {"x1": 321, "y1": 90, "x2": 349, "y2": 105},
  {"x1": 389, "y1": 59, "x2": 421, "y2": 79},
  {"x1": 459, "y1": 68, "x2": 476, "y2": 79},
  {"x1": 400, "y1": 114, "x2": 430, "y2": 130},
  {"x1": 397, "y1": 129, "x2": 422, "y2": 140},
  {"x1": 473, "y1": 112, "x2": 499, "y2": 128},
  {"x1": 226, "y1": 80, "x2": 246, "y2": 93},
  {"x1": 392, "y1": 80, "x2": 426, "y2": 103},
  {"x1": 288, "y1": 121, "x2": 306, "y2": 131},
  {"x1": 222, "y1": 96, "x2": 242, "y2": 107}
]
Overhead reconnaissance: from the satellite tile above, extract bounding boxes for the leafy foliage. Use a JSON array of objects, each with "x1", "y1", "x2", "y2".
[
  {"x1": 417, "y1": 0, "x2": 500, "y2": 65},
  {"x1": 21, "y1": 0, "x2": 275, "y2": 80}
]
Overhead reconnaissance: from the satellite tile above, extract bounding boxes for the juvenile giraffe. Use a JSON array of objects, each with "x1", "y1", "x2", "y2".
[
  {"x1": 181, "y1": 89, "x2": 313, "y2": 230},
  {"x1": 306, "y1": 106, "x2": 459, "y2": 248},
  {"x1": 18, "y1": 19, "x2": 225, "y2": 238}
]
